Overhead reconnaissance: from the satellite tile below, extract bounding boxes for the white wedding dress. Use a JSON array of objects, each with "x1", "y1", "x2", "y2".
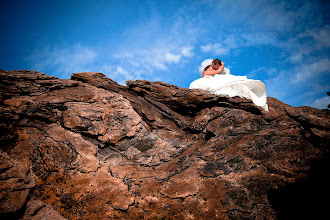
[{"x1": 189, "y1": 68, "x2": 269, "y2": 111}]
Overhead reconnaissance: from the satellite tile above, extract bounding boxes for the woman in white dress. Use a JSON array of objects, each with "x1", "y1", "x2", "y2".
[{"x1": 189, "y1": 59, "x2": 268, "y2": 111}]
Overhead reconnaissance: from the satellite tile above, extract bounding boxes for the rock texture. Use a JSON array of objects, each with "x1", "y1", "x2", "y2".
[{"x1": 0, "y1": 70, "x2": 329, "y2": 219}]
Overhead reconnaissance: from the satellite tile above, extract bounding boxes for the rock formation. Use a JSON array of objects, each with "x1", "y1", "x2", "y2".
[{"x1": 0, "y1": 69, "x2": 329, "y2": 219}]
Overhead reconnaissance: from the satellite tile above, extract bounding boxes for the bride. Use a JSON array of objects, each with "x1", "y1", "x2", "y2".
[{"x1": 189, "y1": 59, "x2": 268, "y2": 111}]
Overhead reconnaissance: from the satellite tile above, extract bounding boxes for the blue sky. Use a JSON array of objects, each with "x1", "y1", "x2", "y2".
[{"x1": 1, "y1": 0, "x2": 329, "y2": 109}]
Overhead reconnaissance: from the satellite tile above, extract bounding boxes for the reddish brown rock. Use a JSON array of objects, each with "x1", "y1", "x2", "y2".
[
  {"x1": 0, "y1": 152, "x2": 36, "y2": 215},
  {"x1": 0, "y1": 70, "x2": 329, "y2": 219},
  {"x1": 21, "y1": 199, "x2": 65, "y2": 220}
]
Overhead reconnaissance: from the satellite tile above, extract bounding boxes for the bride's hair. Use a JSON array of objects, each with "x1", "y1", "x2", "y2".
[
  {"x1": 204, "y1": 65, "x2": 211, "y2": 71},
  {"x1": 213, "y1": 59, "x2": 222, "y2": 66}
]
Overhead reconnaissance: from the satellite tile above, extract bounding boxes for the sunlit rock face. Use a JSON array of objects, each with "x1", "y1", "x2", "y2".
[{"x1": 1, "y1": 70, "x2": 329, "y2": 219}]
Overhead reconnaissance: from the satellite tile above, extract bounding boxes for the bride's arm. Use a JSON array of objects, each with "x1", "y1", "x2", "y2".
[
  {"x1": 203, "y1": 62, "x2": 225, "y2": 77},
  {"x1": 203, "y1": 69, "x2": 219, "y2": 77},
  {"x1": 215, "y1": 62, "x2": 225, "y2": 74}
]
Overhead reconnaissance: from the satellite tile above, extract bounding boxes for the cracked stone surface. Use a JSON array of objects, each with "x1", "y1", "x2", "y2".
[{"x1": 0, "y1": 70, "x2": 329, "y2": 219}]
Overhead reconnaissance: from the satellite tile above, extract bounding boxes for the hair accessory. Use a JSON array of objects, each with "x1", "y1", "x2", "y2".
[{"x1": 199, "y1": 58, "x2": 213, "y2": 77}]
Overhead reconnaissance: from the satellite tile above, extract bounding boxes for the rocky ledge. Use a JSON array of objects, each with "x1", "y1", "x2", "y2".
[{"x1": 0, "y1": 70, "x2": 329, "y2": 219}]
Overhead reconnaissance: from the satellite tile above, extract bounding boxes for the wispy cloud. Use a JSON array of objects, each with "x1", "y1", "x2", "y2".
[
  {"x1": 200, "y1": 32, "x2": 280, "y2": 57},
  {"x1": 206, "y1": 0, "x2": 319, "y2": 33},
  {"x1": 165, "y1": 53, "x2": 182, "y2": 63},
  {"x1": 265, "y1": 58, "x2": 330, "y2": 108},
  {"x1": 180, "y1": 46, "x2": 194, "y2": 57},
  {"x1": 240, "y1": 32, "x2": 279, "y2": 46},
  {"x1": 105, "y1": 4, "x2": 200, "y2": 83},
  {"x1": 309, "y1": 95, "x2": 330, "y2": 109},
  {"x1": 247, "y1": 67, "x2": 277, "y2": 78},
  {"x1": 200, "y1": 43, "x2": 230, "y2": 55},
  {"x1": 26, "y1": 44, "x2": 97, "y2": 78},
  {"x1": 291, "y1": 59, "x2": 330, "y2": 83},
  {"x1": 286, "y1": 25, "x2": 330, "y2": 63}
]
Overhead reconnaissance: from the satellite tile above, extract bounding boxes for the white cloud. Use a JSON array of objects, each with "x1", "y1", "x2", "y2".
[
  {"x1": 165, "y1": 52, "x2": 182, "y2": 63},
  {"x1": 180, "y1": 46, "x2": 194, "y2": 57},
  {"x1": 108, "y1": 44, "x2": 185, "y2": 84},
  {"x1": 150, "y1": 58, "x2": 168, "y2": 70},
  {"x1": 111, "y1": 66, "x2": 135, "y2": 85},
  {"x1": 214, "y1": 47, "x2": 230, "y2": 56},
  {"x1": 291, "y1": 59, "x2": 330, "y2": 83},
  {"x1": 115, "y1": 66, "x2": 130, "y2": 77},
  {"x1": 299, "y1": 25, "x2": 330, "y2": 48},
  {"x1": 200, "y1": 44, "x2": 212, "y2": 52},
  {"x1": 241, "y1": 32, "x2": 278, "y2": 46},
  {"x1": 222, "y1": 36, "x2": 238, "y2": 49},
  {"x1": 309, "y1": 95, "x2": 330, "y2": 109},
  {"x1": 200, "y1": 43, "x2": 230, "y2": 55}
]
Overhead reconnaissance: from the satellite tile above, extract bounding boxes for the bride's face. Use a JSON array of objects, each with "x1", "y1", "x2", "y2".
[{"x1": 207, "y1": 66, "x2": 213, "y2": 71}]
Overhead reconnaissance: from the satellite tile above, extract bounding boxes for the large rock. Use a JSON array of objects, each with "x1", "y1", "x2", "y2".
[{"x1": 0, "y1": 70, "x2": 329, "y2": 219}]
